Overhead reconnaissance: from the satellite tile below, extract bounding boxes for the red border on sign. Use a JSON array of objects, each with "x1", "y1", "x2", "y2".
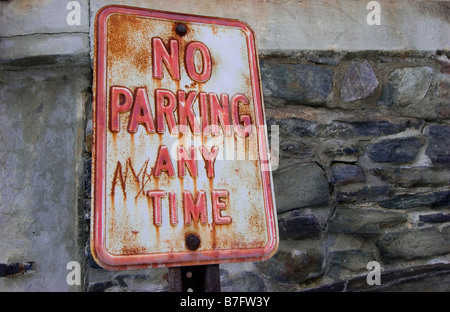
[{"x1": 91, "y1": 5, "x2": 278, "y2": 270}]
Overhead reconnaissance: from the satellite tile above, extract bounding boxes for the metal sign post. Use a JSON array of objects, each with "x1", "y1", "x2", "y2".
[
  {"x1": 169, "y1": 264, "x2": 220, "y2": 292},
  {"x1": 91, "y1": 6, "x2": 278, "y2": 289}
]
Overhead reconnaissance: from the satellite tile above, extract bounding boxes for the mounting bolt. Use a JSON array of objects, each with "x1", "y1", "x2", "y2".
[
  {"x1": 175, "y1": 24, "x2": 187, "y2": 36},
  {"x1": 185, "y1": 233, "x2": 200, "y2": 251}
]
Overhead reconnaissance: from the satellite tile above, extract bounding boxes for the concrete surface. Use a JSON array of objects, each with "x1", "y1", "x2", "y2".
[{"x1": 1, "y1": 0, "x2": 449, "y2": 61}]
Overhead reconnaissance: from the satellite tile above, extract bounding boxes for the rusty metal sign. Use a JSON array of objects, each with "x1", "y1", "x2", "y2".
[{"x1": 91, "y1": 5, "x2": 278, "y2": 270}]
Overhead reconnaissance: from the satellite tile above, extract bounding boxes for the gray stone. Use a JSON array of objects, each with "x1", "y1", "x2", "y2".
[
  {"x1": 305, "y1": 263, "x2": 450, "y2": 292},
  {"x1": 87, "y1": 281, "x2": 117, "y2": 292},
  {"x1": 323, "y1": 140, "x2": 360, "y2": 157},
  {"x1": 435, "y1": 53, "x2": 450, "y2": 75},
  {"x1": 341, "y1": 60, "x2": 379, "y2": 102},
  {"x1": 221, "y1": 271, "x2": 266, "y2": 292},
  {"x1": 278, "y1": 213, "x2": 322, "y2": 240},
  {"x1": 305, "y1": 53, "x2": 341, "y2": 66},
  {"x1": 256, "y1": 247, "x2": 324, "y2": 284},
  {"x1": 328, "y1": 207, "x2": 407, "y2": 236},
  {"x1": 316, "y1": 118, "x2": 423, "y2": 141},
  {"x1": 377, "y1": 226, "x2": 450, "y2": 260},
  {"x1": 437, "y1": 77, "x2": 450, "y2": 98},
  {"x1": 275, "y1": 117, "x2": 317, "y2": 137},
  {"x1": 419, "y1": 213, "x2": 450, "y2": 224},
  {"x1": 273, "y1": 163, "x2": 329, "y2": 213},
  {"x1": 368, "y1": 137, "x2": 422, "y2": 163},
  {"x1": 280, "y1": 140, "x2": 315, "y2": 160},
  {"x1": 260, "y1": 61, "x2": 333, "y2": 105},
  {"x1": 378, "y1": 66, "x2": 433, "y2": 107},
  {"x1": 427, "y1": 124, "x2": 450, "y2": 140},
  {"x1": 317, "y1": 121, "x2": 354, "y2": 139},
  {"x1": 334, "y1": 184, "x2": 390, "y2": 203},
  {"x1": 84, "y1": 159, "x2": 92, "y2": 198},
  {"x1": 119, "y1": 270, "x2": 168, "y2": 292},
  {"x1": 350, "y1": 119, "x2": 422, "y2": 137},
  {"x1": 380, "y1": 190, "x2": 450, "y2": 209},
  {"x1": 331, "y1": 164, "x2": 366, "y2": 185},
  {"x1": 326, "y1": 250, "x2": 375, "y2": 277},
  {"x1": 426, "y1": 124, "x2": 450, "y2": 163},
  {"x1": 371, "y1": 167, "x2": 450, "y2": 188}
]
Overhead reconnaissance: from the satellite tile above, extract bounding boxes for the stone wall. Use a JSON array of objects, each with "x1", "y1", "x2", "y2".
[
  {"x1": 1, "y1": 0, "x2": 449, "y2": 292},
  {"x1": 255, "y1": 50, "x2": 450, "y2": 291}
]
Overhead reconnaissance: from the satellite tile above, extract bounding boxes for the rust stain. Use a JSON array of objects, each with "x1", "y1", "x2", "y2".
[
  {"x1": 107, "y1": 15, "x2": 128, "y2": 64},
  {"x1": 155, "y1": 78, "x2": 162, "y2": 90},
  {"x1": 130, "y1": 132, "x2": 135, "y2": 162},
  {"x1": 108, "y1": 14, "x2": 154, "y2": 74},
  {"x1": 174, "y1": 78, "x2": 180, "y2": 92},
  {"x1": 210, "y1": 25, "x2": 218, "y2": 36},
  {"x1": 197, "y1": 82, "x2": 203, "y2": 93},
  {"x1": 121, "y1": 245, "x2": 146, "y2": 255},
  {"x1": 112, "y1": 132, "x2": 117, "y2": 148},
  {"x1": 185, "y1": 81, "x2": 197, "y2": 89},
  {"x1": 135, "y1": 47, "x2": 151, "y2": 74},
  {"x1": 210, "y1": 224, "x2": 217, "y2": 249},
  {"x1": 155, "y1": 225, "x2": 160, "y2": 250}
]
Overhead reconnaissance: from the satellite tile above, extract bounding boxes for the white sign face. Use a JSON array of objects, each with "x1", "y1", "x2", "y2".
[{"x1": 91, "y1": 6, "x2": 278, "y2": 270}]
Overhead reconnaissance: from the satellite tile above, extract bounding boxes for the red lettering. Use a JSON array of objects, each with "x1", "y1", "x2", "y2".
[
  {"x1": 109, "y1": 86, "x2": 254, "y2": 137},
  {"x1": 177, "y1": 145, "x2": 198, "y2": 178},
  {"x1": 212, "y1": 189, "x2": 231, "y2": 225},
  {"x1": 127, "y1": 87, "x2": 156, "y2": 133},
  {"x1": 185, "y1": 41, "x2": 212, "y2": 82},
  {"x1": 110, "y1": 86, "x2": 133, "y2": 132},
  {"x1": 199, "y1": 91, "x2": 210, "y2": 135},
  {"x1": 231, "y1": 94, "x2": 252, "y2": 137},
  {"x1": 153, "y1": 145, "x2": 175, "y2": 177},
  {"x1": 209, "y1": 93, "x2": 232, "y2": 136},
  {"x1": 200, "y1": 146, "x2": 219, "y2": 179},
  {"x1": 147, "y1": 190, "x2": 166, "y2": 226},
  {"x1": 177, "y1": 90, "x2": 201, "y2": 135},
  {"x1": 169, "y1": 191, "x2": 177, "y2": 225},
  {"x1": 143, "y1": 189, "x2": 232, "y2": 226},
  {"x1": 183, "y1": 190, "x2": 207, "y2": 225},
  {"x1": 155, "y1": 89, "x2": 178, "y2": 134},
  {"x1": 152, "y1": 38, "x2": 180, "y2": 80}
]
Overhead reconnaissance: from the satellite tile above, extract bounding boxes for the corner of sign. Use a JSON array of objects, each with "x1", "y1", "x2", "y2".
[
  {"x1": 89, "y1": 235, "x2": 118, "y2": 271},
  {"x1": 95, "y1": 5, "x2": 120, "y2": 23},
  {"x1": 261, "y1": 230, "x2": 279, "y2": 262},
  {"x1": 235, "y1": 19, "x2": 257, "y2": 42}
]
